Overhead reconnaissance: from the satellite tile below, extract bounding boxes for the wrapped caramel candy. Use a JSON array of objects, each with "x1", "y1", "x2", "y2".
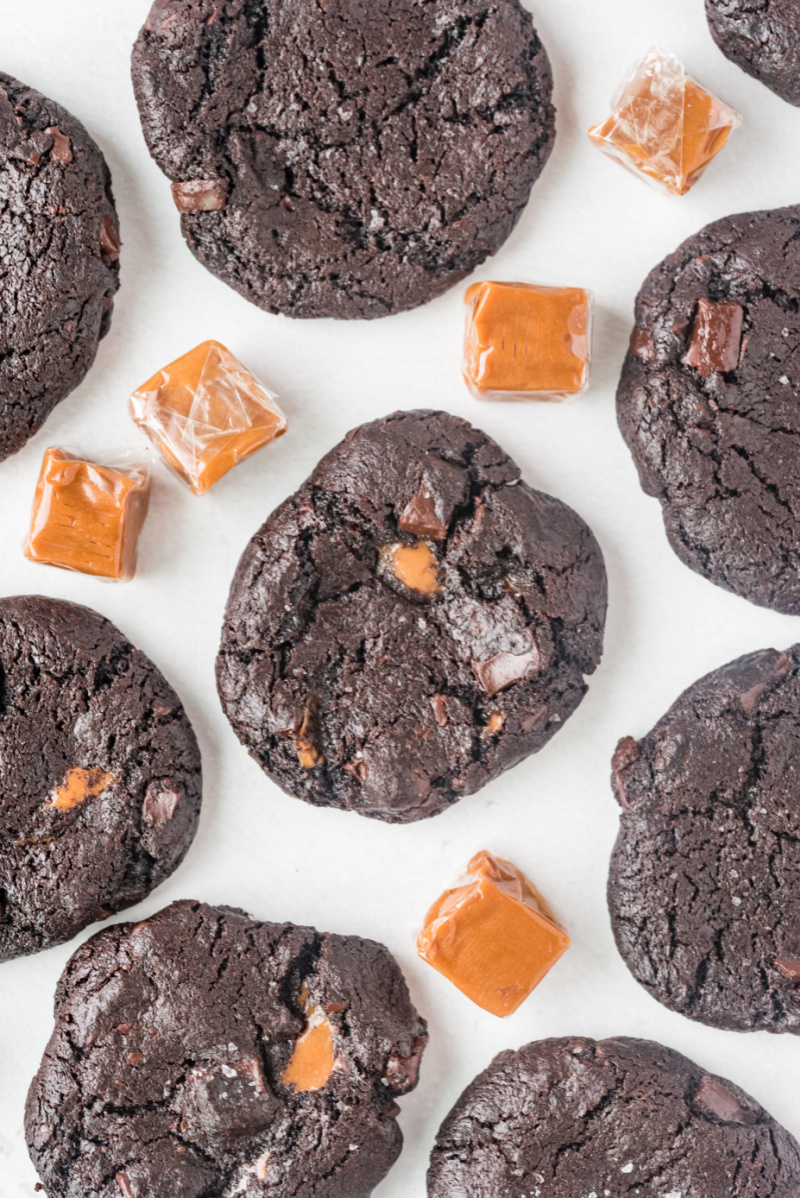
[
  {"x1": 24, "y1": 448, "x2": 151, "y2": 582},
  {"x1": 588, "y1": 50, "x2": 741, "y2": 196},
  {"x1": 417, "y1": 851, "x2": 570, "y2": 1017},
  {"x1": 130, "y1": 340, "x2": 288, "y2": 495}
]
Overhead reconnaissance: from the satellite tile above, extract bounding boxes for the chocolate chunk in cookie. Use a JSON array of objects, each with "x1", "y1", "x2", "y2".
[{"x1": 216, "y1": 410, "x2": 607, "y2": 823}]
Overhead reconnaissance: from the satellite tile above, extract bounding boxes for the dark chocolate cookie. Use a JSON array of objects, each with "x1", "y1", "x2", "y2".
[
  {"x1": 428, "y1": 1036, "x2": 800, "y2": 1196},
  {"x1": 216, "y1": 410, "x2": 607, "y2": 823},
  {"x1": 131, "y1": 0, "x2": 555, "y2": 319},
  {"x1": 618, "y1": 205, "x2": 800, "y2": 614},
  {"x1": 0, "y1": 596, "x2": 201, "y2": 962},
  {"x1": 707, "y1": 0, "x2": 800, "y2": 106},
  {"x1": 26, "y1": 899, "x2": 428, "y2": 1198},
  {"x1": 609, "y1": 646, "x2": 800, "y2": 1033},
  {"x1": 0, "y1": 74, "x2": 120, "y2": 462}
]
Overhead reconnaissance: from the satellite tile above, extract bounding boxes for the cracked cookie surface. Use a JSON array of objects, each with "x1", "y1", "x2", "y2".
[
  {"x1": 26, "y1": 899, "x2": 428, "y2": 1198},
  {"x1": 131, "y1": 0, "x2": 555, "y2": 319},
  {"x1": 216, "y1": 410, "x2": 607, "y2": 823},
  {"x1": 609, "y1": 646, "x2": 800, "y2": 1033},
  {"x1": 618, "y1": 205, "x2": 800, "y2": 613},
  {"x1": 0, "y1": 73, "x2": 120, "y2": 461},
  {"x1": 0, "y1": 596, "x2": 201, "y2": 962},
  {"x1": 427, "y1": 1036, "x2": 800, "y2": 1196},
  {"x1": 706, "y1": 0, "x2": 800, "y2": 106}
]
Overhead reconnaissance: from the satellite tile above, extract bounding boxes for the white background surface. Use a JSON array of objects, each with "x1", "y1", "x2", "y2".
[{"x1": 1, "y1": 1, "x2": 800, "y2": 1194}]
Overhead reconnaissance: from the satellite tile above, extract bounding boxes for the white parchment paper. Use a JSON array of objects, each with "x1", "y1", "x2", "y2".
[{"x1": 1, "y1": 1, "x2": 799, "y2": 1194}]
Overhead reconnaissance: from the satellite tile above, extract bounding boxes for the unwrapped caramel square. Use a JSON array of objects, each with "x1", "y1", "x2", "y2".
[
  {"x1": 417, "y1": 851, "x2": 570, "y2": 1017},
  {"x1": 464, "y1": 281, "x2": 592, "y2": 401},
  {"x1": 130, "y1": 340, "x2": 288, "y2": 495},
  {"x1": 25, "y1": 449, "x2": 150, "y2": 581},
  {"x1": 588, "y1": 51, "x2": 740, "y2": 196}
]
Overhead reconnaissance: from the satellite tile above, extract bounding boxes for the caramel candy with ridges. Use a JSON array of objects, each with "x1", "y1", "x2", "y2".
[
  {"x1": 130, "y1": 341, "x2": 287, "y2": 495},
  {"x1": 417, "y1": 851, "x2": 570, "y2": 1017},
  {"x1": 47, "y1": 766, "x2": 115, "y2": 812},
  {"x1": 380, "y1": 541, "x2": 442, "y2": 595},
  {"x1": 683, "y1": 299, "x2": 744, "y2": 376},
  {"x1": 171, "y1": 178, "x2": 228, "y2": 212},
  {"x1": 25, "y1": 449, "x2": 151, "y2": 581},
  {"x1": 588, "y1": 51, "x2": 740, "y2": 196},
  {"x1": 464, "y1": 281, "x2": 592, "y2": 400}
]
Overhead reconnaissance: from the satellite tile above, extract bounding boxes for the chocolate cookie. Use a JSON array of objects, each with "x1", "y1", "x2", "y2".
[
  {"x1": 428, "y1": 1036, "x2": 800, "y2": 1196},
  {"x1": 707, "y1": 0, "x2": 800, "y2": 106},
  {"x1": 0, "y1": 74, "x2": 120, "y2": 462},
  {"x1": 609, "y1": 646, "x2": 800, "y2": 1033},
  {"x1": 0, "y1": 596, "x2": 201, "y2": 962},
  {"x1": 216, "y1": 410, "x2": 607, "y2": 823},
  {"x1": 26, "y1": 899, "x2": 428, "y2": 1198},
  {"x1": 617, "y1": 205, "x2": 800, "y2": 614},
  {"x1": 131, "y1": 0, "x2": 555, "y2": 319}
]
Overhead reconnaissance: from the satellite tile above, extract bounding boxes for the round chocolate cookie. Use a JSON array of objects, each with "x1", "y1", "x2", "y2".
[
  {"x1": 216, "y1": 410, "x2": 607, "y2": 823},
  {"x1": 428, "y1": 1036, "x2": 800, "y2": 1196},
  {"x1": 0, "y1": 596, "x2": 201, "y2": 962},
  {"x1": 131, "y1": 0, "x2": 555, "y2": 320},
  {"x1": 609, "y1": 645, "x2": 800, "y2": 1034},
  {"x1": 26, "y1": 899, "x2": 428, "y2": 1198},
  {"x1": 707, "y1": 0, "x2": 800, "y2": 107},
  {"x1": 618, "y1": 205, "x2": 800, "y2": 614},
  {"x1": 0, "y1": 73, "x2": 120, "y2": 462}
]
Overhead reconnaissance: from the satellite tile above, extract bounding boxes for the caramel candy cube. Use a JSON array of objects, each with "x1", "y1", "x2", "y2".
[
  {"x1": 130, "y1": 340, "x2": 288, "y2": 495},
  {"x1": 25, "y1": 449, "x2": 150, "y2": 582},
  {"x1": 588, "y1": 51, "x2": 740, "y2": 196},
  {"x1": 417, "y1": 851, "x2": 570, "y2": 1017},
  {"x1": 464, "y1": 281, "x2": 592, "y2": 401}
]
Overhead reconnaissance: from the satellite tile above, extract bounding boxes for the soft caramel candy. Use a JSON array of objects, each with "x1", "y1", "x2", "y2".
[
  {"x1": 380, "y1": 540, "x2": 442, "y2": 595},
  {"x1": 295, "y1": 705, "x2": 323, "y2": 770},
  {"x1": 282, "y1": 985, "x2": 337, "y2": 1092},
  {"x1": 47, "y1": 766, "x2": 116, "y2": 812},
  {"x1": 417, "y1": 851, "x2": 570, "y2": 1017},
  {"x1": 464, "y1": 281, "x2": 592, "y2": 401},
  {"x1": 130, "y1": 340, "x2": 288, "y2": 495},
  {"x1": 25, "y1": 449, "x2": 150, "y2": 581},
  {"x1": 588, "y1": 51, "x2": 740, "y2": 196}
]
